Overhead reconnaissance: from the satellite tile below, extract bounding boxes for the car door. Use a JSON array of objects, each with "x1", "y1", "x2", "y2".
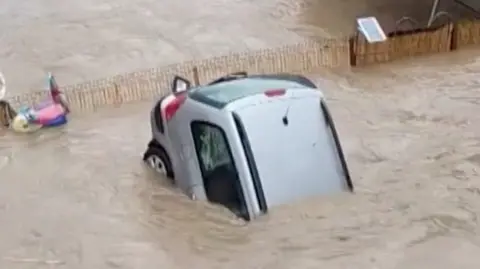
[{"x1": 187, "y1": 108, "x2": 253, "y2": 220}]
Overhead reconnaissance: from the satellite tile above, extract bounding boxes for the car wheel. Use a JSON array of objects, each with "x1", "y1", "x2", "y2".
[{"x1": 143, "y1": 146, "x2": 174, "y2": 179}]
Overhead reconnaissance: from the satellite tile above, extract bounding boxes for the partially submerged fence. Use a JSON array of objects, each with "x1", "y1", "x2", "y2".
[
  {"x1": 351, "y1": 23, "x2": 453, "y2": 66},
  {"x1": 6, "y1": 19, "x2": 480, "y2": 113},
  {"x1": 6, "y1": 39, "x2": 350, "y2": 112},
  {"x1": 454, "y1": 19, "x2": 480, "y2": 48},
  {"x1": 350, "y1": 19, "x2": 480, "y2": 67}
]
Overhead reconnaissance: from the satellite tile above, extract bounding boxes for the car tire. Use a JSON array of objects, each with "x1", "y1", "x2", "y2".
[{"x1": 143, "y1": 145, "x2": 174, "y2": 180}]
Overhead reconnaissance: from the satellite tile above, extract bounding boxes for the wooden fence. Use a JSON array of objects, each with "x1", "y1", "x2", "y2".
[
  {"x1": 351, "y1": 23, "x2": 453, "y2": 66},
  {"x1": 351, "y1": 19, "x2": 480, "y2": 67},
  {"x1": 5, "y1": 19, "x2": 480, "y2": 113},
  {"x1": 6, "y1": 39, "x2": 350, "y2": 112},
  {"x1": 453, "y1": 19, "x2": 480, "y2": 48}
]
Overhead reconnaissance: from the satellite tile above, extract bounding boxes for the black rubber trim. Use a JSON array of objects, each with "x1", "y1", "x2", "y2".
[
  {"x1": 320, "y1": 100, "x2": 354, "y2": 192},
  {"x1": 207, "y1": 72, "x2": 248, "y2": 85},
  {"x1": 153, "y1": 96, "x2": 168, "y2": 134},
  {"x1": 233, "y1": 113, "x2": 268, "y2": 213},
  {"x1": 147, "y1": 139, "x2": 158, "y2": 148}
]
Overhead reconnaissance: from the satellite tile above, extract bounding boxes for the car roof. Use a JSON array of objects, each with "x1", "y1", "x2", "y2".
[{"x1": 188, "y1": 77, "x2": 308, "y2": 109}]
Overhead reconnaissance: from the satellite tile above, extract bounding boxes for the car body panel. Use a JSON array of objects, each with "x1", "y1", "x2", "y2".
[{"x1": 232, "y1": 90, "x2": 348, "y2": 207}]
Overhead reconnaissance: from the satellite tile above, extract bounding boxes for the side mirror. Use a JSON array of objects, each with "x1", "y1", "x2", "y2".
[{"x1": 171, "y1": 76, "x2": 192, "y2": 94}]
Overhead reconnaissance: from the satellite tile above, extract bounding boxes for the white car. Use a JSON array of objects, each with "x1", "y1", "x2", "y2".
[{"x1": 143, "y1": 72, "x2": 353, "y2": 220}]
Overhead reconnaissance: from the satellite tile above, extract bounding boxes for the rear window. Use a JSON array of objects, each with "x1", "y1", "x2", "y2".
[{"x1": 189, "y1": 78, "x2": 304, "y2": 108}]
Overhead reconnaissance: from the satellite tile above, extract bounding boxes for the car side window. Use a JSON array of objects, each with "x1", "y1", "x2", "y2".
[{"x1": 191, "y1": 121, "x2": 231, "y2": 173}]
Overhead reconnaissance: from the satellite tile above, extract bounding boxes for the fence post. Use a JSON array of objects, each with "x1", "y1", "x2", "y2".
[
  {"x1": 192, "y1": 66, "x2": 200, "y2": 86},
  {"x1": 450, "y1": 22, "x2": 458, "y2": 51},
  {"x1": 348, "y1": 36, "x2": 357, "y2": 67}
]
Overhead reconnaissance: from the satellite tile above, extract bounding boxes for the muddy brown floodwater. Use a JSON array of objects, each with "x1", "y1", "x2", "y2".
[{"x1": 1, "y1": 0, "x2": 480, "y2": 268}]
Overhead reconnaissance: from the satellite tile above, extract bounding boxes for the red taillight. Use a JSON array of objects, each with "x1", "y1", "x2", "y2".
[
  {"x1": 264, "y1": 89, "x2": 286, "y2": 97},
  {"x1": 165, "y1": 94, "x2": 187, "y2": 121}
]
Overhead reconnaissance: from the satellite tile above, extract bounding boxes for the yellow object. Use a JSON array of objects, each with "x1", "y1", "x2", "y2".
[{"x1": 11, "y1": 114, "x2": 42, "y2": 133}]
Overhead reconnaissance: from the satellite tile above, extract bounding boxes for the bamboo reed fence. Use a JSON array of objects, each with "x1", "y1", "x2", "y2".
[
  {"x1": 351, "y1": 23, "x2": 453, "y2": 66},
  {"x1": 453, "y1": 19, "x2": 480, "y2": 49},
  {"x1": 6, "y1": 39, "x2": 350, "y2": 112}
]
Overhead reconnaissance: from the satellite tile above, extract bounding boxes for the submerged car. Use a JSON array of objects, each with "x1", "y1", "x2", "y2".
[{"x1": 143, "y1": 72, "x2": 353, "y2": 220}]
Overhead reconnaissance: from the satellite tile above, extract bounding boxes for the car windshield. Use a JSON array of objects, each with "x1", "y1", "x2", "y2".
[{"x1": 189, "y1": 78, "x2": 304, "y2": 107}]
